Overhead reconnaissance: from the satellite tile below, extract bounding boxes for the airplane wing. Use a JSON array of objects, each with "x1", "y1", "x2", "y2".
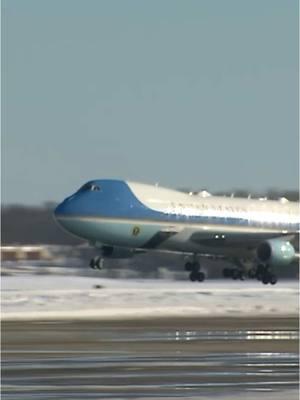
[
  {"x1": 189, "y1": 230, "x2": 297, "y2": 249},
  {"x1": 142, "y1": 225, "x2": 298, "y2": 255},
  {"x1": 143, "y1": 227, "x2": 179, "y2": 249}
]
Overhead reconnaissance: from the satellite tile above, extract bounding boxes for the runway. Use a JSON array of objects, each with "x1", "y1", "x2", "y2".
[{"x1": 2, "y1": 317, "x2": 299, "y2": 399}]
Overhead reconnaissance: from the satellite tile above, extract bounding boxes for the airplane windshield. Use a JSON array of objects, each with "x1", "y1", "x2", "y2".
[{"x1": 78, "y1": 183, "x2": 101, "y2": 192}]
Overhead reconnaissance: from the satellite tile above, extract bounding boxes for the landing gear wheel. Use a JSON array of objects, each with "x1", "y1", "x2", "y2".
[
  {"x1": 95, "y1": 257, "x2": 103, "y2": 270},
  {"x1": 262, "y1": 273, "x2": 270, "y2": 285},
  {"x1": 197, "y1": 271, "x2": 205, "y2": 282},
  {"x1": 89, "y1": 258, "x2": 96, "y2": 269},
  {"x1": 89, "y1": 257, "x2": 103, "y2": 270},
  {"x1": 189, "y1": 271, "x2": 198, "y2": 282},
  {"x1": 187, "y1": 257, "x2": 203, "y2": 282},
  {"x1": 270, "y1": 274, "x2": 277, "y2": 285}
]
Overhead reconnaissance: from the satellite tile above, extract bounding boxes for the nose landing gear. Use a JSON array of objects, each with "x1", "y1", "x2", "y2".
[{"x1": 89, "y1": 256, "x2": 103, "y2": 270}]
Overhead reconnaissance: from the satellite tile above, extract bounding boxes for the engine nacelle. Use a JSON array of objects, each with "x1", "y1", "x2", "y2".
[
  {"x1": 257, "y1": 239, "x2": 295, "y2": 267},
  {"x1": 101, "y1": 245, "x2": 134, "y2": 259}
]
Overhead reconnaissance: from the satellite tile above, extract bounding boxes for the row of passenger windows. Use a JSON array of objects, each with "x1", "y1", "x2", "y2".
[
  {"x1": 169, "y1": 202, "x2": 246, "y2": 213},
  {"x1": 166, "y1": 202, "x2": 292, "y2": 216}
]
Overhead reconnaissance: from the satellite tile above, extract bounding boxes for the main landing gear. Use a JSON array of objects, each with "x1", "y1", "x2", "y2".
[
  {"x1": 249, "y1": 264, "x2": 277, "y2": 285},
  {"x1": 222, "y1": 264, "x2": 277, "y2": 285},
  {"x1": 89, "y1": 256, "x2": 103, "y2": 270},
  {"x1": 185, "y1": 259, "x2": 206, "y2": 282}
]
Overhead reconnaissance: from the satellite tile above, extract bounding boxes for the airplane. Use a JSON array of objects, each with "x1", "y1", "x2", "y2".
[{"x1": 54, "y1": 179, "x2": 300, "y2": 285}]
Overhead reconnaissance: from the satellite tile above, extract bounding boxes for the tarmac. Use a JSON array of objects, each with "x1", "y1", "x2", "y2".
[
  {"x1": 2, "y1": 316, "x2": 299, "y2": 399},
  {"x1": 2, "y1": 276, "x2": 299, "y2": 399}
]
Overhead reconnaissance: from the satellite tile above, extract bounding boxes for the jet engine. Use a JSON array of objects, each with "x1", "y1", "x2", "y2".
[
  {"x1": 101, "y1": 245, "x2": 134, "y2": 259},
  {"x1": 257, "y1": 238, "x2": 295, "y2": 267}
]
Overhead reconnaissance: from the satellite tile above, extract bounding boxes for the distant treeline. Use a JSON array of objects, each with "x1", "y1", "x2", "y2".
[
  {"x1": 1, "y1": 202, "x2": 82, "y2": 245},
  {"x1": 1, "y1": 189, "x2": 299, "y2": 245}
]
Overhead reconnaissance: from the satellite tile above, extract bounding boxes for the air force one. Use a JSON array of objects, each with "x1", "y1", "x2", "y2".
[{"x1": 54, "y1": 179, "x2": 300, "y2": 285}]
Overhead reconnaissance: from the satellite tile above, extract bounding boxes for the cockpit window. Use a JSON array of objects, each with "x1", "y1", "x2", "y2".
[
  {"x1": 79, "y1": 183, "x2": 101, "y2": 192},
  {"x1": 91, "y1": 184, "x2": 100, "y2": 191}
]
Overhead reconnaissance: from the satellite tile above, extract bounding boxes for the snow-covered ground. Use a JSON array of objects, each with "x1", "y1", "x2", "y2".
[{"x1": 1, "y1": 275, "x2": 299, "y2": 321}]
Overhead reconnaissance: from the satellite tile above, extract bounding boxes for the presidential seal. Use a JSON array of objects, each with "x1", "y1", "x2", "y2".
[{"x1": 132, "y1": 226, "x2": 140, "y2": 236}]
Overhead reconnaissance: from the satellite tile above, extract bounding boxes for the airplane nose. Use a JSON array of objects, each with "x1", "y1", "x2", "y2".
[
  {"x1": 54, "y1": 193, "x2": 87, "y2": 225},
  {"x1": 54, "y1": 202, "x2": 66, "y2": 226},
  {"x1": 54, "y1": 194, "x2": 89, "y2": 238},
  {"x1": 54, "y1": 196, "x2": 75, "y2": 219},
  {"x1": 54, "y1": 202, "x2": 64, "y2": 218},
  {"x1": 54, "y1": 196, "x2": 79, "y2": 234},
  {"x1": 54, "y1": 198, "x2": 78, "y2": 236}
]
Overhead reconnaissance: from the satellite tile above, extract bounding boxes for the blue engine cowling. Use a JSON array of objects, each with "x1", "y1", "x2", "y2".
[{"x1": 257, "y1": 239, "x2": 295, "y2": 267}]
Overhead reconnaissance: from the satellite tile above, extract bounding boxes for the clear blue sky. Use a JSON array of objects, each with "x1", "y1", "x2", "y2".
[{"x1": 2, "y1": 0, "x2": 299, "y2": 204}]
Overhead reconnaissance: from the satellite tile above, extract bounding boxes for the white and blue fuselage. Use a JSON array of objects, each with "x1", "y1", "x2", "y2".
[{"x1": 54, "y1": 180, "x2": 299, "y2": 263}]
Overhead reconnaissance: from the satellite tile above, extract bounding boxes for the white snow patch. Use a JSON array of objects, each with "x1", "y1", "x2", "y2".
[{"x1": 1, "y1": 275, "x2": 299, "y2": 321}]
